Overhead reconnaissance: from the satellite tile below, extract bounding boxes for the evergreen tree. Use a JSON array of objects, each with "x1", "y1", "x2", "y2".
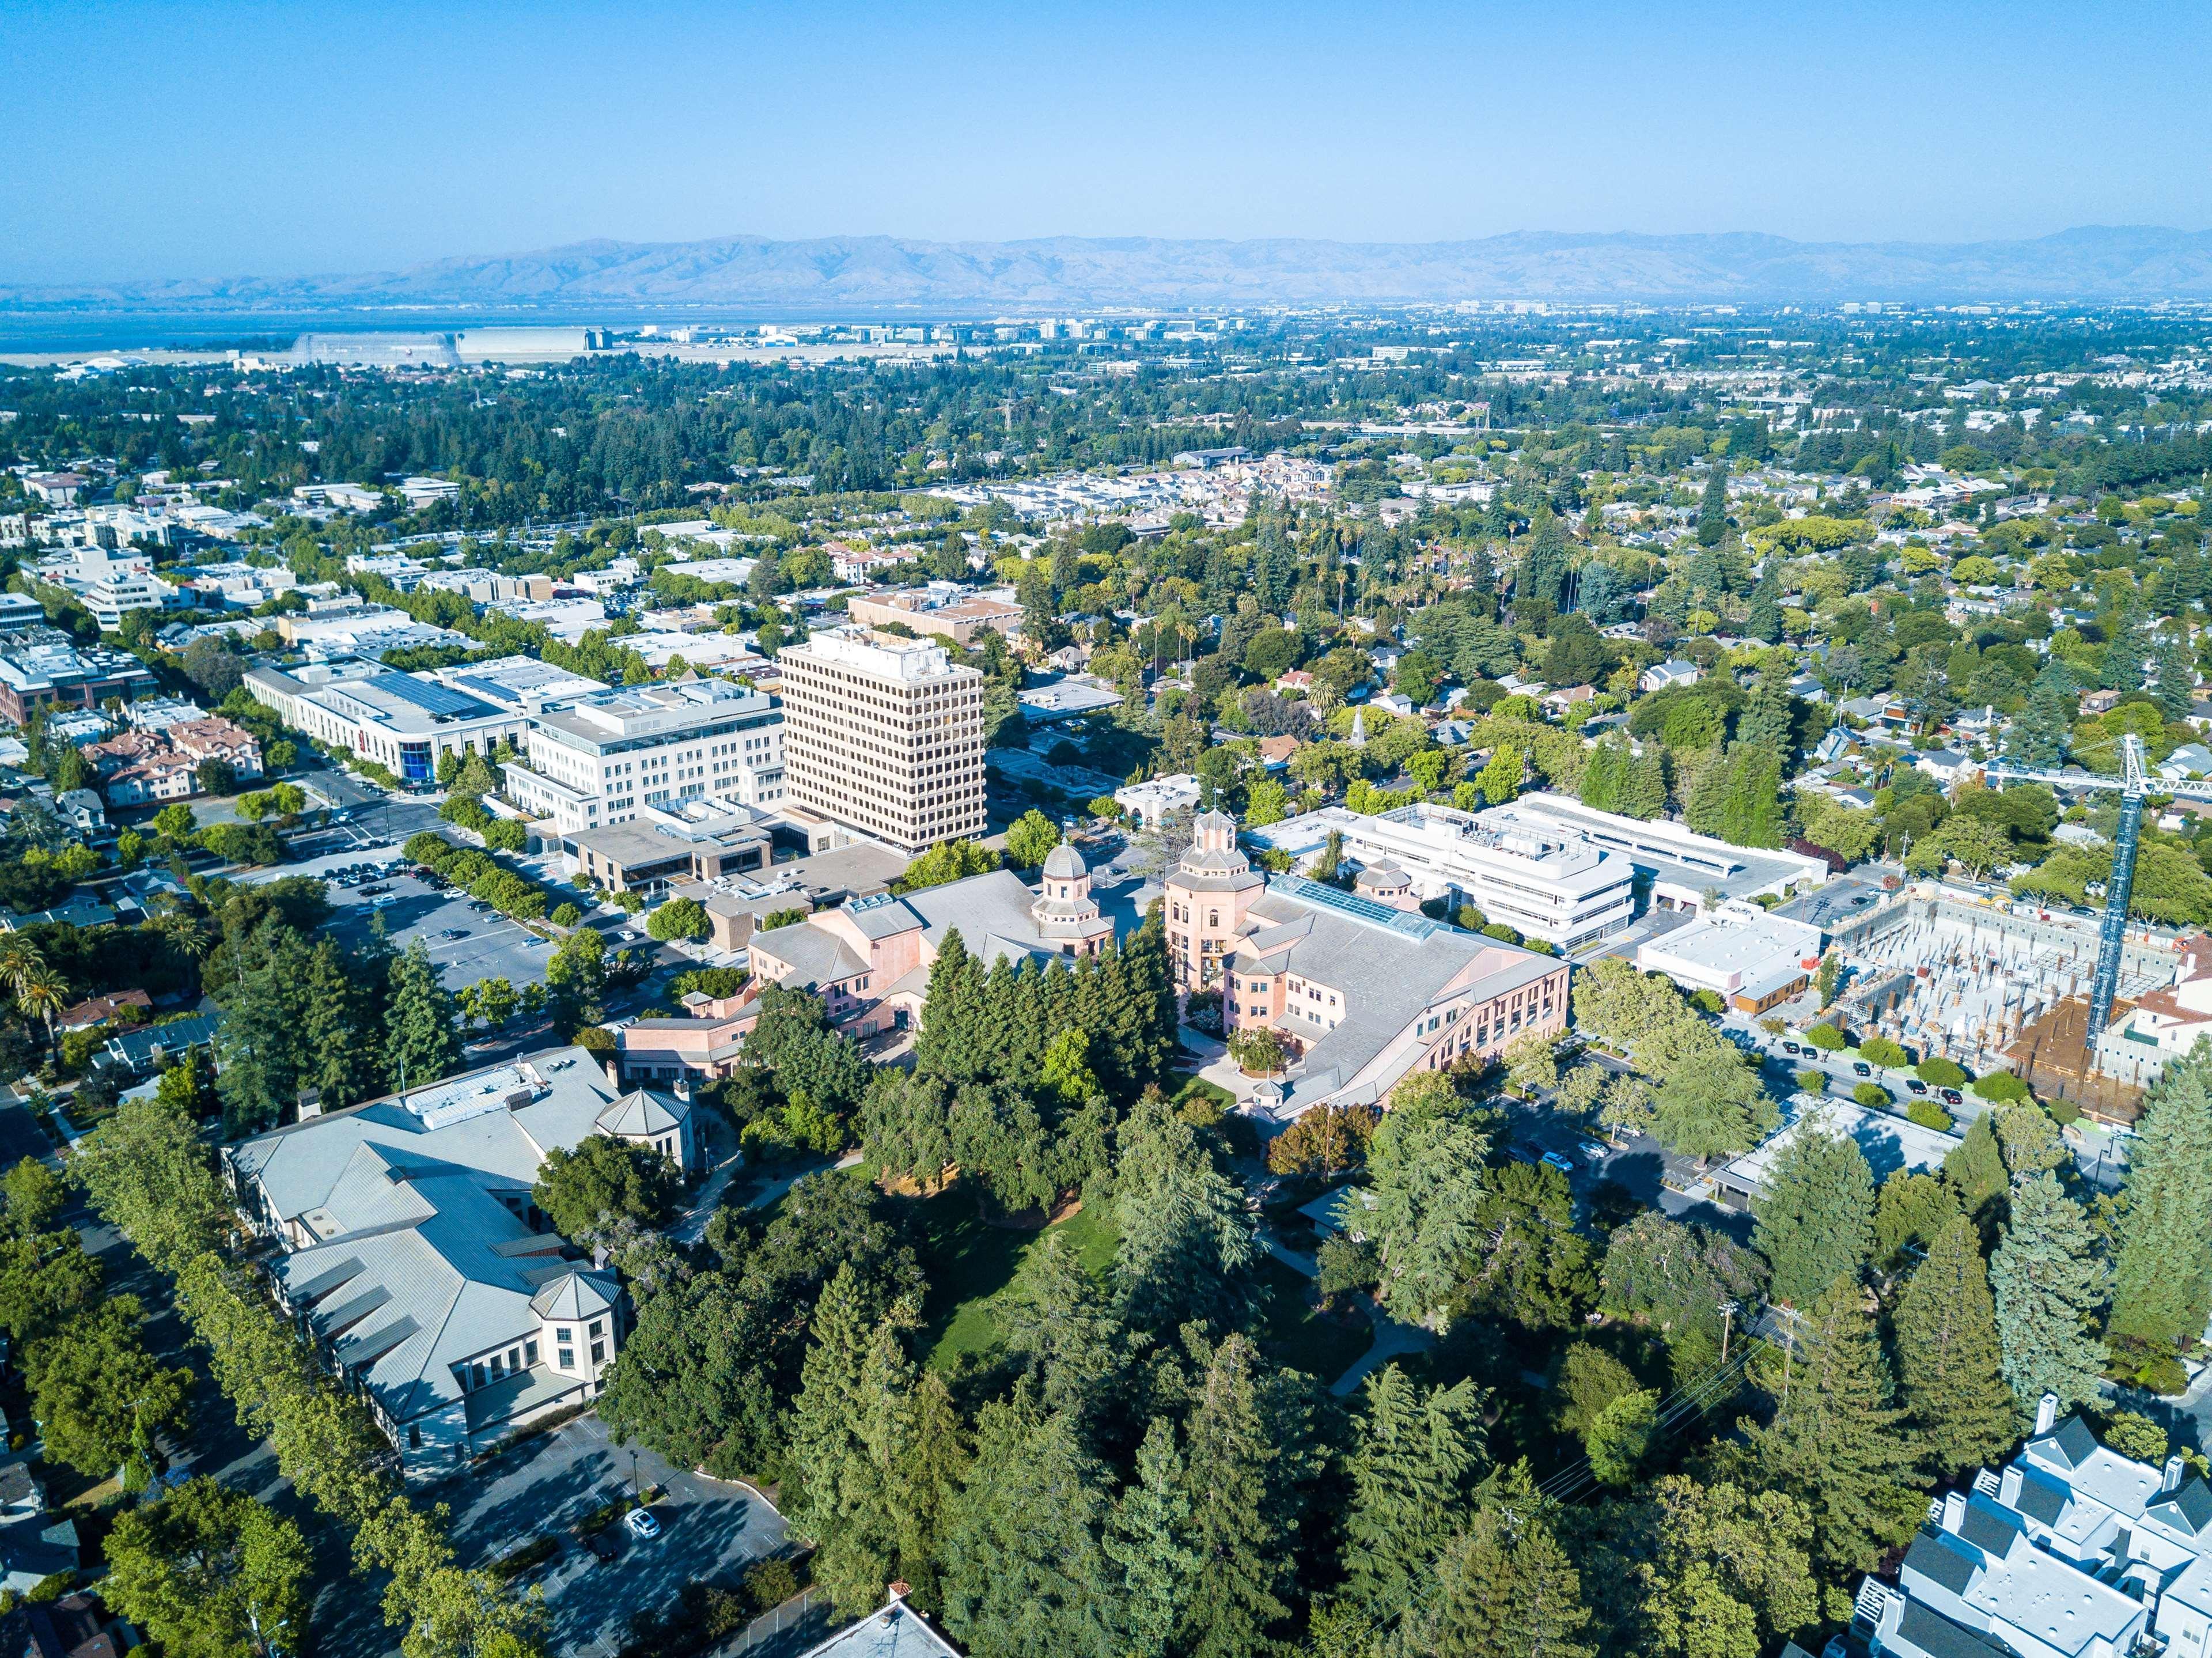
[
  {"x1": 1368, "y1": 1074, "x2": 1491, "y2": 1319},
  {"x1": 1685, "y1": 743, "x2": 1785, "y2": 849},
  {"x1": 787, "y1": 1265, "x2": 906, "y2": 1613},
  {"x1": 1991, "y1": 1172, "x2": 2109, "y2": 1415},
  {"x1": 1735, "y1": 660, "x2": 1795, "y2": 754},
  {"x1": 2006, "y1": 661, "x2": 2076, "y2": 768},
  {"x1": 381, "y1": 939, "x2": 459, "y2": 1093},
  {"x1": 1622, "y1": 745, "x2": 1669, "y2": 820},
  {"x1": 1179, "y1": 1336, "x2": 1304, "y2": 1658},
  {"x1": 1000, "y1": 1229, "x2": 1128, "y2": 1420},
  {"x1": 1104, "y1": 1418, "x2": 1195, "y2": 1658},
  {"x1": 1747, "y1": 1276, "x2": 1924, "y2": 1574},
  {"x1": 2108, "y1": 1047, "x2": 2212, "y2": 1353},
  {"x1": 1115, "y1": 1093, "x2": 1258, "y2": 1333},
  {"x1": 1752, "y1": 1129, "x2": 1875, "y2": 1308},
  {"x1": 2152, "y1": 630, "x2": 2198, "y2": 722},
  {"x1": 914, "y1": 931, "x2": 988, "y2": 1084},
  {"x1": 1579, "y1": 733, "x2": 1629, "y2": 814},
  {"x1": 1697, "y1": 464, "x2": 1730, "y2": 548},
  {"x1": 891, "y1": 1369, "x2": 969, "y2": 1610},
  {"x1": 1518, "y1": 506, "x2": 1569, "y2": 614},
  {"x1": 1423, "y1": 1488, "x2": 1593, "y2": 1658},
  {"x1": 1942, "y1": 1111, "x2": 2010, "y2": 1225},
  {"x1": 1342, "y1": 1365, "x2": 1487, "y2": 1612},
  {"x1": 1745, "y1": 557, "x2": 1783, "y2": 642},
  {"x1": 940, "y1": 1395, "x2": 1118, "y2": 1658},
  {"x1": 1893, "y1": 1214, "x2": 2017, "y2": 1476},
  {"x1": 2100, "y1": 592, "x2": 2153, "y2": 692}
]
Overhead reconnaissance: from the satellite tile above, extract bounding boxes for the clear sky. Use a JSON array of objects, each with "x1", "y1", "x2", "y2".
[{"x1": 3, "y1": 0, "x2": 2209, "y2": 284}]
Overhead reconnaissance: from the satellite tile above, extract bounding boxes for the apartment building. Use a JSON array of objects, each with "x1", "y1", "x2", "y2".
[
  {"x1": 1857, "y1": 1396, "x2": 2212, "y2": 1658},
  {"x1": 0, "y1": 624, "x2": 155, "y2": 724},
  {"x1": 82, "y1": 716, "x2": 263, "y2": 805},
  {"x1": 1164, "y1": 813, "x2": 1569, "y2": 1120},
  {"x1": 502, "y1": 677, "x2": 784, "y2": 838},
  {"x1": 777, "y1": 628, "x2": 986, "y2": 855},
  {"x1": 244, "y1": 658, "x2": 525, "y2": 784},
  {"x1": 222, "y1": 1046, "x2": 698, "y2": 1472}
]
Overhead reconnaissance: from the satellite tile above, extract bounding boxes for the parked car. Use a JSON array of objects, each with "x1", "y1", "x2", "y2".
[
  {"x1": 1853, "y1": 1062, "x2": 1872, "y2": 1077},
  {"x1": 441, "y1": 928, "x2": 468, "y2": 940},
  {"x1": 1578, "y1": 1141, "x2": 1609, "y2": 1161},
  {"x1": 1940, "y1": 1088, "x2": 1965, "y2": 1106},
  {"x1": 360, "y1": 883, "x2": 388, "y2": 896},
  {"x1": 582, "y1": 1530, "x2": 620, "y2": 1562},
  {"x1": 623, "y1": 1508, "x2": 662, "y2": 1542},
  {"x1": 1540, "y1": 1150, "x2": 1575, "y2": 1174},
  {"x1": 1906, "y1": 1079, "x2": 1928, "y2": 1095},
  {"x1": 1782, "y1": 1041, "x2": 1804, "y2": 1057}
]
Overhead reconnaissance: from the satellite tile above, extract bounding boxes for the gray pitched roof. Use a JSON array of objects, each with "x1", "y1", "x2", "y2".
[
  {"x1": 751, "y1": 924, "x2": 870, "y2": 987},
  {"x1": 1906, "y1": 1532, "x2": 1978, "y2": 1596},
  {"x1": 1233, "y1": 876, "x2": 1558, "y2": 1113}
]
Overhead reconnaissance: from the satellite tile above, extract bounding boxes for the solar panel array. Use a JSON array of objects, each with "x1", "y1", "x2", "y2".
[{"x1": 369, "y1": 673, "x2": 499, "y2": 722}]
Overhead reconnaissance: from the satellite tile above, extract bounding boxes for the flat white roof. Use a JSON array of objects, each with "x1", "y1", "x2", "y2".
[{"x1": 1718, "y1": 1093, "x2": 1960, "y2": 1195}]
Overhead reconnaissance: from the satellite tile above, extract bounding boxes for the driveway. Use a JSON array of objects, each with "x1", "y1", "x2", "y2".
[{"x1": 441, "y1": 1414, "x2": 787, "y2": 1657}]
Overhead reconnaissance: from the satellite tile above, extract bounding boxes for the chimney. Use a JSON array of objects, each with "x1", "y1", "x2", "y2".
[
  {"x1": 672, "y1": 1073, "x2": 694, "y2": 1104},
  {"x1": 2166, "y1": 1453, "x2": 2186, "y2": 1492},
  {"x1": 887, "y1": 1581, "x2": 911, "y2": 1601},
  {"x1": 2035, "y1": 1392, "x2": 2059, "y2": 1436},
  {"x1": 1942, "y1": 1491, "x2": 1967, "y2": 1533},
  {"x1": 296, "y1": 1087, "x2": 323, "y2": 1122},
  {"x1": 603, "y1": 1055, "x2": 621, "y2": 1088}
]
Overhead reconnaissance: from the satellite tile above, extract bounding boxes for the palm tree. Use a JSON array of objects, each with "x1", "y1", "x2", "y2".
[
  {"x1": 16, "y1": 968, "x2": 66, "y2": 1063},
  {"x1": 146, "y1": 911, "x2": 210, "y2": 963},
  {"x1": 0, "y1": 933, "x2": 44, "y2": 1001}
]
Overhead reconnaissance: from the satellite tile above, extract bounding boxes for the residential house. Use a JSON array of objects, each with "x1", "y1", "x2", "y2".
[{"x1": 1639, "y1": 659, "x2": 1701, "y2": 692}]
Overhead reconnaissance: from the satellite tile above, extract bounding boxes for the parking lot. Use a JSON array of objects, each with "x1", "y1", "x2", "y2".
[
  {"x1": 324, "y1": 867, "x2": 558, "y2": 994},
  {"x1": 442, "y1": 1413, "x2": 787, "y2": 1656}
]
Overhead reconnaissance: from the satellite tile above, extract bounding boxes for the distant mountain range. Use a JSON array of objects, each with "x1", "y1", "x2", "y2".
[{"x1": 14, "y1": 226, "x2": 2212, "y2": 312}]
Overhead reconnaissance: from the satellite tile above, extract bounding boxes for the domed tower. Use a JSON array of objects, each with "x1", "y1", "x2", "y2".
[
  {"x1": 1164, "y1": 810, "x2": 1266, "y2": 990},
  {"x1": 1029, "y1": 834, "x2": 1112, "y2": 956}
]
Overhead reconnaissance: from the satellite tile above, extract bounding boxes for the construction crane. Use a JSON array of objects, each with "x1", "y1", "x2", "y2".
[{"x1": 1983, "y1": 732, "x2": 2212, "y2": 1037}]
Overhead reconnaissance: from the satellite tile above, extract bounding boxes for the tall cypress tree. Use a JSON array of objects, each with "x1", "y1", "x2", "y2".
[
  {"x1": 1749, "y1": 1275, "x2": 1924, "y2": 1574},
  {"x1": 914, "y1": 930, "x2": 987, "y2": 1084},
  {"x1": 1942, "y1": 1111, "x2": 2010, "y2": 1227},
  {"x1": 1342, "y1": 1365, "x2": 1487, "y2": 1613},
  {"x1": 2108, "y1": 1048, "x2": 2212, "y2": 1354},
  {"x1": 1622, "y1": 747, "x2": 1669, "y2": 820},
  {"x1": 1745, "y1": 557, "x2": 1783, "y2": 642},
  {"x1": 1104, "y1": 1418, "x2": 1195, "y2": 1658},
  {"x1": 1115, "y1": 1095, "x2": 1257, "y2": 1334},
  {"x1": 1697, "y1": 463, "x2": 1730, "y2": 548},
  {"x1": 1893, "y1": 1214, "x2": 2018, "y2": 1476},
  {"x1": 1179, "y1": 1336, "x2": 1301, "y2": 1658},
  {"x1": 940, "y1": 1394, "x2": 1118, "y2": 1658},
  {"x1": 382, "y1": 939, "x2": 459, "y2": 1093},
  {"x1": 2006, "y1": 662, "x2": 2075, "y2": 767},
  {"x1": 891, "y1": 1370, "x2": 968, "y2": 1611},
  {"x1": 1753, "y1": 1129, "x2": 1876, "y2": 1309},
  {"x1": 1991, "y1": 1172, "x2": 2109, "y2": 1415}
]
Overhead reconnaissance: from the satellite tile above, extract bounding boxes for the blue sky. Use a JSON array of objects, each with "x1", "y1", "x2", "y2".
[{"x1": 3, "y1": 0, "x2": 2208, "y2": 283}]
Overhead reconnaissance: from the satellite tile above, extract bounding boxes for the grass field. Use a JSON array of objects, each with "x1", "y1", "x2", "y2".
[{"x1": 918, "y1": 1197, "x2": 1121, "y2": 1370}]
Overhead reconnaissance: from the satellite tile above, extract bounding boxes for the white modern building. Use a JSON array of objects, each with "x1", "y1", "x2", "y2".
[
  {"x1": 1710, "y1": 1092, "x2": 1960, "y2": 1212},
  {"x1": 777, "y1": 627, "x2": 986, "y2": 856},
  {"x1": 245, "y1": 658, "x2": 528, "y2": 785},
  {"x1": 1245, "y1": 800, "x2": 1638, "y2": 950},
  {"x1": 502, "y1": 677, "x2": 785, "y2": 838},
  {"x1": 1635, "y1": 899, "x2": 1824, "y2": 1013}
]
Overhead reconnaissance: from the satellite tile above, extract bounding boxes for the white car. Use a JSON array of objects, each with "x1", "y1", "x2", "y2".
[{"x1": 623, "y1": 1507, "x2": 661, "y2": 1542}]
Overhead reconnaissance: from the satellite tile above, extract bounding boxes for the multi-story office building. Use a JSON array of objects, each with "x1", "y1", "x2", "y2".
[
  {"x1": 776, "y1": 628, "x2": 986, "y2": 855},
  {"x1": 502, "y1": 678, "x2": 785, "y2": 838},
  {"x1": 244, "y1": 658, "x2": 527, "y2": 784}
]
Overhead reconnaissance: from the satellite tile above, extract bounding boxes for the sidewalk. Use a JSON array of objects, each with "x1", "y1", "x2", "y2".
[{"x1": 1330, "y1": 1296, "x2": 1437, "y2": 1397}]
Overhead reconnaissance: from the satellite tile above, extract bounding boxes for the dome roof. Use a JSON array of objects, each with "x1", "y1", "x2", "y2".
[{"x1": 1042, "y1": 840, "x2": 1088, "y2": 881}]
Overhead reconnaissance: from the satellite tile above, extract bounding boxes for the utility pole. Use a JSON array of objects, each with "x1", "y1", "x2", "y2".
[{"x1": 1718, "y1": 1299, "x2": 1738, "y2": 1366}]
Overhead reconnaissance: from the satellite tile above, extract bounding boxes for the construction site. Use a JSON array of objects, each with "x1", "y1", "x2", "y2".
[{"x1": 1827, "y1": 881, "x2": 2176, "y2": 1122}]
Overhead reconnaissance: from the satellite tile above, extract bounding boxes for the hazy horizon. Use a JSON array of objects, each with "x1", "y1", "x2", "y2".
[{"x1": 5, "y1": 0, "x2": 2210, "y2": 286}]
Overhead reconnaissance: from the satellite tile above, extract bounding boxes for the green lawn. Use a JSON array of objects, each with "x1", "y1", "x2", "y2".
[
  {"x1": 1252, "y1": 1255, "x2": 1373, "y2": 1384},
  {"x1": 918, "y1": 1197, "x2": 1122, "y2": 1370}
]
